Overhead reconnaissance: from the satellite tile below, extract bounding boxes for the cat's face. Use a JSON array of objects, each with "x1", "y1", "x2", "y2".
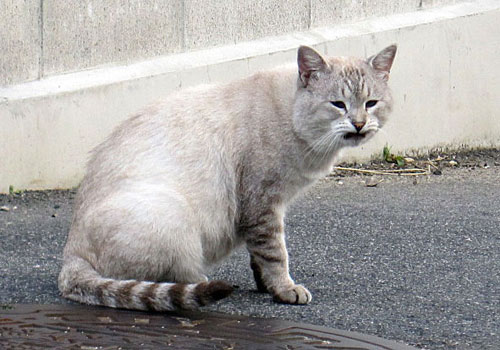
[{"x1": 293, "y1": 45, "x2": 397, "y2": 155}]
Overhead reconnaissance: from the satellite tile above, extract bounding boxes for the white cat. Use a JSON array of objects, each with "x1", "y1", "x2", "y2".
[{"x1": 59, "y1": 44, "x2": 397, "y2": 310}]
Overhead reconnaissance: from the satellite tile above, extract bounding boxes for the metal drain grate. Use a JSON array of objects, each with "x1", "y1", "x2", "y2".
[{"x1": 0, "y1": 304, "x2": 418, "y2": 350}]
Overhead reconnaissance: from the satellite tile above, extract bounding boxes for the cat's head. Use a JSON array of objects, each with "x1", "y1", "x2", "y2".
[{"x1": 293, "y1": 44, "x2": 397, "y2": 155}]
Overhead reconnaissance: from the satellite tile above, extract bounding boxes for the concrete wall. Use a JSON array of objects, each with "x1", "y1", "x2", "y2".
[
  {"x1": 1, "y1": 0, "x2": 465, "y2": 86},
  {"x1": 1, "y1": 0, "x2": 499, "y2": 192},
  {"x1": 0, "y1": 1, "x2": 41, "y2": 85}
]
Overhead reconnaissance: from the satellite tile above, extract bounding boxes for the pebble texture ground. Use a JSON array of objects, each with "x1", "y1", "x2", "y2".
[{"x1": 1, "y1": 153, "x2": 499, "y2": 350}]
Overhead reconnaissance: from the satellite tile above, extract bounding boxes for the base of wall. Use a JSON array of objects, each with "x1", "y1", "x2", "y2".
[{"x1": 1, "y1": 0, "x2": 499, "y2": 193}]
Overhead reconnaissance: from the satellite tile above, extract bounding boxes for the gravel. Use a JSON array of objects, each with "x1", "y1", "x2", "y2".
[{"x1": 1, "y1": 154, "x2": 499, "y2": 350}]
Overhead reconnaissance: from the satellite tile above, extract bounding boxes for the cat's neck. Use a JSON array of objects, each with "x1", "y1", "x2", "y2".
[{"x1": 229, "y1": 67, "x2": 340, "y2": 184}]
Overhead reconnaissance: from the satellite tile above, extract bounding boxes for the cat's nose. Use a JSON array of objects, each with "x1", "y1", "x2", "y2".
[{"x1": 352, "y1": 121, "x2": 366, "y2": 132}]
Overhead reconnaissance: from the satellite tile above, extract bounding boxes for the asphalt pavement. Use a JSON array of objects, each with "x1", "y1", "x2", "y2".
[{"x1": 1, "y1": 165, "x2": 499, "y2": 350}]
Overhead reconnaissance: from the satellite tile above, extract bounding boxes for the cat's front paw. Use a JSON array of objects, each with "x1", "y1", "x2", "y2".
[{"x1": 273, "y1": 284, "x2": 312, "y2": 305}]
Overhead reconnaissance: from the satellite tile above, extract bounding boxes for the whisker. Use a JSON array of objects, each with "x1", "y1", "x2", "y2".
[
  {"x1": 303, "y1": 132, "x2": 330, "y2": 158},
  {"x1": 308, "y1": 132, "x2": 334, "y2": 164},
  {"x1": 318, "y1": 134, "x2": 342, "y2": 165},
  {"x1": 309, "y1": 131, "x2": 337, "y2": 164}
]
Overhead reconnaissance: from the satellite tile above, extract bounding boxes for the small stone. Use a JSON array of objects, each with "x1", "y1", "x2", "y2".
[
  {"x1": 52, "y1": 213, "x2": 58, "y2": 218},
  {"x1": 448, "y1": 160, "x2": 458, "y2": 166},
  {"x1": 404, "y1": 157, "x2": 415, "y2": 164},
  {"x1": 433, "y1": 169, "x2": 442, "y2": 176},
  {"x1": 0, "y1": 206, "x2": 10, "y2": 212},
  {"x1": 365, "y1": 177, "x2": 382, "y2": 187}
]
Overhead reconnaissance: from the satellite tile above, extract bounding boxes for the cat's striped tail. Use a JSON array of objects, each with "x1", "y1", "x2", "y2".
[{"x1": 58, "y1": 257, "x2": 233, "y2": 311}]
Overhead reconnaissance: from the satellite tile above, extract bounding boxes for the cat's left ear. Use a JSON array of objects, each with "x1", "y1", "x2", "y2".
[
  {"x1": 368, "y1": 44, "x2": 397, "y2": 81},
  {"x1": 297, "y1": 46, "x2": 328, "y2": 87}
]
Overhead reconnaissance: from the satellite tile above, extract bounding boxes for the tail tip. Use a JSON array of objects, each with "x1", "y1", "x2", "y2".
[
  {"x1": 195, "y1": 280, "x2": 234, "y2": 306},
  {"x1": 209, "y1": 280, "x2": 234, "y2": 301}
]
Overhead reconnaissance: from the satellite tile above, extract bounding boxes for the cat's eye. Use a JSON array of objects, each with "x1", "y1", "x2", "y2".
[
  {"x1": 331, "y1": 101, "x2": 346, "y2": 109},
  {"x1": 365, "y1": 100, "x2": 378, "y2": 108}
]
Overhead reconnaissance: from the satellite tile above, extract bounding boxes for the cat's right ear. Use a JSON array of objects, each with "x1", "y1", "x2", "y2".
[{"x1": 297, "y1": 46, "x2": 328, "y2": 87}]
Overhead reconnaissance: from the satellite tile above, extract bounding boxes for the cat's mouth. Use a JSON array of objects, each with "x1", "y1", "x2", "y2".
[{"x1": 343, "y1": 132, "x2": 367, "y2": 141}]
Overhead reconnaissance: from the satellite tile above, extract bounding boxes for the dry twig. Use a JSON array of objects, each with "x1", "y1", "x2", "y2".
[{"x1": 333, "y1": 167, "x2": 430, "y2": 176}]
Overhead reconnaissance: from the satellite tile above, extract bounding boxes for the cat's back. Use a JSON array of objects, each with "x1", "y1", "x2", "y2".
[
  {"x1": 80, "y1": 65, "x2": 297, "y2": 198},
  {"x1": 159, "y1": 64, "x2": 296, "y2": 128},
  {"x1": 93, "y1": 65, "x2": 296, "y2": 161}
]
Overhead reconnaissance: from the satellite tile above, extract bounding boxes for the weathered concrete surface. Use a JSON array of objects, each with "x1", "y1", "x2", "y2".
[
  {"x1": 0, "y1": 0, "x2": 498, "y2": 193},
  {"x1": 0, "y1": 0, "x2": 472, "y2": 85},
  {"x1": 337, "y1": 0, "x2": 500, "y2": 160},
  {"x1": 311, "y1": 0, "x2": 419, "y2": 27},
  {"x1": 42, "y1": 0, "x2": 184, "y2": 76},
  {"x1": 312, "y1": 0, "x2": 466, "y2": 27},
  {"x1": 183, "y1": 0, "x2": 310, "y2": 49},
  {"x1": 0, "y1": 0, "x2": 41, "y2": 85}
]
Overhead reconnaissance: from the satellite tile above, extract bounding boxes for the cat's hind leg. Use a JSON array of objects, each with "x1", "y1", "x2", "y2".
[
  {"x1": 84, "y1": 185, "x2": 210, "y2": 284},
  {"x1": 59, "y1": 185, "x2": 234, "y2": 310}
]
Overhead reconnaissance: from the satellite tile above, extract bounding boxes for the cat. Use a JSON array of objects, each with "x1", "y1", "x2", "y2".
[{"x1": 58, "y1": 44, "x2": 397, "y2": 311}]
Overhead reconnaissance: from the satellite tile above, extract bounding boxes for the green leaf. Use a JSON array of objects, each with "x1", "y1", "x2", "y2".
[
  {"x1": 383, "y1": 145, "x2": 392, "y2": 162},
  {"x1": 395, "y1": 156, "x2": 405, "y2": 167}
]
